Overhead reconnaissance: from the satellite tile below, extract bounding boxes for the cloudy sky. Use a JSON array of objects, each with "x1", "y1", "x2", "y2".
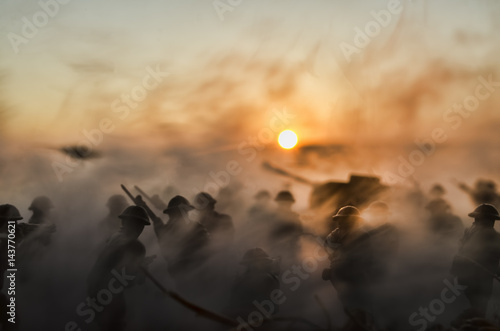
[
  {"x1": 1, "y1": 0, "x2": 498, "y2": 142},
  {"x1": 2, "y1": 3, "x2": 500, "y2": 329},
  {"x1": 0, "y1": 0, "x2": 499, "y2": 200}
]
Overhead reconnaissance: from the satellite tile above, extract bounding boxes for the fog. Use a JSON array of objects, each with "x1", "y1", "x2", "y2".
[{"x1": 1, "y1": 0, "x2": 500, "y2": 330}]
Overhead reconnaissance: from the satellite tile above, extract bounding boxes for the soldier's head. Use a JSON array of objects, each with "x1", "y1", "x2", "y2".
[
  {"x1": 106, "y1": 195, "x2": 129, "y2": 216},
  {"x1": 274, "y1": 191, "x2": 295, "y2": 209},
  {"x1": 29, "y1": 196, "x2": 54, "y2": 217},
  {"x1": 468, "y1": 204, "x2": 500, "y2": 227},
  {"x1": 476, "y1": 179, "x2": 497, "y2": 192},
  {"x1": 475, "y1": 180, "x2": 498, "y2": 203},
  {"x1": 426, "y1": 198, "x2": 451, "y2": 216},
  {"x1": 118, "y1": 206, "x2": 150, "y2": 238},
  {"x1": 364, "y1": 201, "x2": 391, "y2": 224},
  {"x1": 0, "y1": 204, "x2": 23, "y2": 233},
  {"x1": 254, "y1": 190, "x2": 271, "y2": 203},
  {"x1": 240, "y1": 248, "x2": 275, "y2": 271},
  {"x1": 194, "y1": 192, "x2": 216, "y2": 211},
  {"x1": 429, "y1": 184, "x2": 446, "y2": 198},
  {"x1": 332, "y1": 206, "x2": 363, "y2": 231},
  {"x1": 162, "y1": 185, "x2": 179, "y2": 202},
  {"x1": 163, "y1": 195, "x2": 195, "y2": 219}
]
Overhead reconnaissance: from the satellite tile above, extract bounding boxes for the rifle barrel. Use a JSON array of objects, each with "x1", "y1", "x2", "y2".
[
  {"x1": 134, "y1": 186, "x2": 153, "y2": 202},
  {"x1": 140, "y1": 266, "x2": 238, "y2": 327},
  {"x1": 121, "y1": 185, "x2": 137, "y2": 204},
  {"x1": 121, "y1": 184, "x2": 161, "y2": 222}
]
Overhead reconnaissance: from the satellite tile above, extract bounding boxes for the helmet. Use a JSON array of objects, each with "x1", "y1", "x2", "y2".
[
  {"x1": 275, "y1": 191, "x2": 295, "y2": 203},
  {"x1": 29, "y1": 196, "x2": 54, "y2": 211},
  {"x1": 468, "y1": 204, "x2": 500, "y2": 220},
  {"x1": 476, "y1": 180, "x2": 496, "y2": 191},
  {"x1": 254, "y1": 190, "x2": 271, "y2": 200},
  {"x1": 333, "y1": 205, "x2": 362, "y2": 220},
  {"x1": 430, "y1": 184, "x2": 446, "y2": 196},
  {"x1": 162, "y1": 185, "x2": 179, "y2": 199},
  {"x1": 366, "y1": 201, "x2": 391, "y2": 216},
  {"x1": 106, "y1": 195, "x2": 129, "y2": 209},
  {"x1": 163, "y1": 195, "x2": 195, "y2": 214},
  {"x1": 240, "y1": 248, "x2": 273, "y2": 266},
  {"x1": 426, "y1": 198, "x2": 450, "y2": 213},
  {"x1": 118, "y1": 206, "x2": 150, "y2": 225},
  {"x1": 0, "y1": 204, "x2": 23, "y2": 221},
  {"x1": 194, "y1": 192, "x2": 216, "y2": 209}
]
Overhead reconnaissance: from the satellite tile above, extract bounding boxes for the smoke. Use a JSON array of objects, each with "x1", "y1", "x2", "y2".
[{"x1": 1, "y1": 0, "x2": 500, "y2": 330}]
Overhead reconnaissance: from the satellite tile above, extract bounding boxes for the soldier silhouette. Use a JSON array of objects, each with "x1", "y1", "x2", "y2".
[
  {"x1": 216, "y1": 181, "x2": 245, "y2": 218},
  {"x1": 194, "y1": 192, "x2": 234, "y2": 249},
  {"x1": 17, "y1": 198, "x2": 57, "y2": 282},
  {"x1": 267, "y1": 191, "x2": 303, "y2": 266},
  {"x1": 323, "y1": 206, "x2": 373, "y2": 314},
  {"x1": 363, "y1": 201, "x2": 391, "y2": 230},
  {"x1": 226, "y1": 248, "x2": 280, "y2": 318},
  {"x1": 148, "y1": 194, "x2": 168, "y2": 211},
  {"x1": 451, "y1": 204, "x2": 500, "y2": 316},
  {"x1": 429, "y1": 184, "x2": 446, "y2": 200},
  {"x1": 362, "y1": 202, "x2": 399, "y2": 281},
  {"x1": 19, "y1": 196, "x2": 56, "y2": 249},
  {"x1": 458, "y1": 179, "x2": 500, "y2": 210},
  {"x1": 16, "y1": 196, "x2": 56, "y2": 282},
  {"x1": 161, "y1": 185, "x2": 179, "y2": 204},
  {"x1": 27, "y1": 196, "x2": 53, "y2": 225},
  {"x1": 425, "y1": 198, "x2": 464, "y2": 241},
  {"x1": 87, "y1": 205, "x2": 150, "y2": 331},
  {"x1": 152, "y1": 195, "x2": 210, "y2": 277},
  {"x1": 0, "y1": 204, "x2": 24, "y2": 331},
  {"x1": 247, "y1": 190, "x2": 272, "y2": 221},
  {"x1": 99, "y1": 195, "x2": 129, "y2": 239},
  {"x1": 238, "y1": 190, "x2": 273, "y2": 253}
]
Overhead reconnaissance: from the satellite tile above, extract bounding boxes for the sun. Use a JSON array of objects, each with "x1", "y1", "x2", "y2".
[{"x1": 278, "y1": 130, "x2": 298, "y2": 149}]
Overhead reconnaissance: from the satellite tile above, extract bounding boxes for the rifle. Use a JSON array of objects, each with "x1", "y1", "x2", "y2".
[
  {"x1": 141, "y1": 261, "x2": 323, "y2": 331},
  {"x1": 450, "y1": 178, "x2": 471, "y2": 193},
  {"x1": 456, "y1": 254, "x2": 500, "y2": 283},
  {"x1": 121, "y1": 184, "x2": 163, "y2": 226},
  {"x1": 134, "y1": 186, "x2": 153, "y2": 203},
  {"x1": 140, "y1": 266, "x2": 238, "y2": 327},
  {"x1": 134, "y1": 185, "x2": 167, "y2": 211}
]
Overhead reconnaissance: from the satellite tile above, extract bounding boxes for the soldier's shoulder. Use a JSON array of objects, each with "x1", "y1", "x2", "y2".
[
  {"x1": 447, "y1": 214, "x2": 462, "y2": 222},
  {"x1": 215, "y1": 211, "x2": 232, "y2": 221},
  {"x1": 193, "y1": 220, "x2": 207, "y2": 229},
  {"x1": 244, "y1": 271, "x2": 279, "y2": 285},
  {"x1": 17, "y1": 222, "x2": 35, "y2": 231},
  {"x1": 367, "y1": 223, "x2": 399, "y2": 238},
  {"x1": 326, "y1": 228, "x2": 339, "y2": 238},
  {"x1": 473, "y1": 227, "x2": 500, "y2": 241},
  {"x1": 493, "y1": 229, "x2": 500, "y2": 239},
  {"x1": 325, "y1": 229, "x2": 340, "y2": 244},
  {"x1": 122, "y1": 239, "x2": 146, "y2": 255},
  {"x1": 110, "y1": 235, "x2": 145, "y2": 251},
  {"x1": 192, "y1": 221, "x2": 210, "y2": 235}
]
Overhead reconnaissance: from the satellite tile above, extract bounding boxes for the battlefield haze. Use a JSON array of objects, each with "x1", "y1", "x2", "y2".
[{"x1": 1, "y1": 0, "x2": 500, "y2": 331}]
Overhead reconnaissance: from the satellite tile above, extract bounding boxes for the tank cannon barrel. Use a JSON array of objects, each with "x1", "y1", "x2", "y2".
[
  {"x1": 262, "y1": 162, "x2": 315, "y2": 186},
  {"x1": 262, "y1": 161, "x2": 389, "y2": 210}
]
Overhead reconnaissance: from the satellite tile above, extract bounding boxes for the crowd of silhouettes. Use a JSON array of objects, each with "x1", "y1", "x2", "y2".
[{"x1": 2, "y1": 177, "x2": 500, "y2": 331}]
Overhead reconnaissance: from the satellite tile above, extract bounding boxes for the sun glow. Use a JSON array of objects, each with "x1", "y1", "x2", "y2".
[{"x1": 278, "y1": 130, "x2": 298, "y2": 149}]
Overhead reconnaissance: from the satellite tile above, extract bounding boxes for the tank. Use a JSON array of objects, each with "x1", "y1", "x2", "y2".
[{"x1": 262, "y1": 162, "x2": 389, "y2": 212}]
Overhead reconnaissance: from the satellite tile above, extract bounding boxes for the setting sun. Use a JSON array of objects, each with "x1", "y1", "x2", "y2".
[{"x1": 278, "y1": 130, "x2": 298, "y2": 149}]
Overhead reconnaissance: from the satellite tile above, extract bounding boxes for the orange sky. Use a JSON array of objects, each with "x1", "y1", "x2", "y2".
[{"x1": 1, "y1": 0, "x2": 498, "y2": 146}]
